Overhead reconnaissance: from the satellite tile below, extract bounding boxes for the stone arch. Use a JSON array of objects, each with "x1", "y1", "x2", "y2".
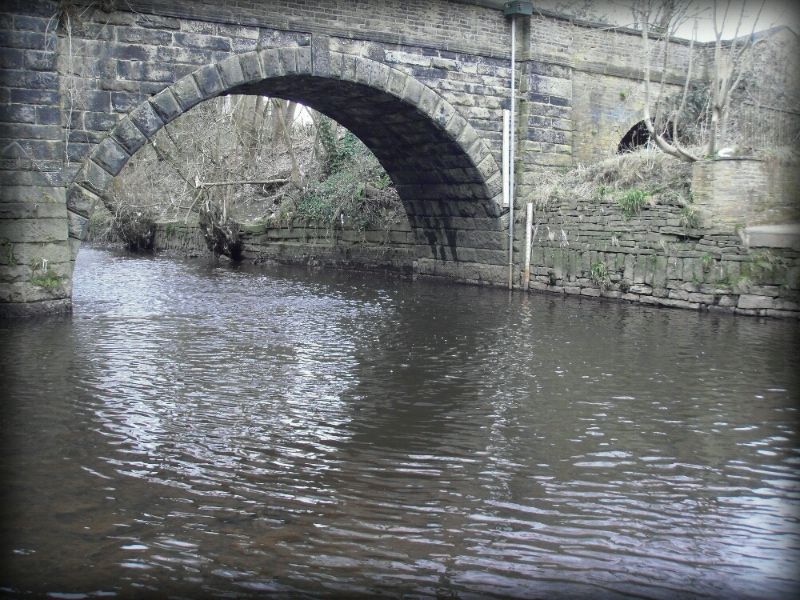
[{"x1": 66, "y1": 45, "x2": 505, "y2": 267}]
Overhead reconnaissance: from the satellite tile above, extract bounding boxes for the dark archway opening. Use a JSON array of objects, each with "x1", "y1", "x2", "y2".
[{"x1": 617, "y1": 121, "x2": 674, "y2": 154}]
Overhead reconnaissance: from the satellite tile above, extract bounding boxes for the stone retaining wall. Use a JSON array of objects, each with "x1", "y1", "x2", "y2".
[
  {"x1": 523, "y1": 179, "x2": 800, "y2": 318},
  {"x1": 152, "y1": 217, "x2": 416, "y2": 275}
]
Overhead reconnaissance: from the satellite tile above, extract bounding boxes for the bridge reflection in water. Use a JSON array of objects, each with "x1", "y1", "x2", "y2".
[{"x1": 1, "y1": 247, "x2": 798, "y2": 598}]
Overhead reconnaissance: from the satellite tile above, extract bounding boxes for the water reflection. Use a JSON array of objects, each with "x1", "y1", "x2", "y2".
[{"x1": 1, "y1": 247, "x2": 798, "y2": 599}]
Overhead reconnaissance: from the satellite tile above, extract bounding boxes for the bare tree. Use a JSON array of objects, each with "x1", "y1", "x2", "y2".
[{"x1": 636, "y1": 0, "x2": 766, "y2": 161}]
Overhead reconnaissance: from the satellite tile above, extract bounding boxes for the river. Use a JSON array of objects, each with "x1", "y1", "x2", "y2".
[{"x1": 1, "y1": 247, "x2": 798, "y2": 599}]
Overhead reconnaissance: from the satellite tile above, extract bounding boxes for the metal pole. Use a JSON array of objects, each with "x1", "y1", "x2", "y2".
[{"x1": 508, "y1": 14, "x2": 516, "y2": 290}]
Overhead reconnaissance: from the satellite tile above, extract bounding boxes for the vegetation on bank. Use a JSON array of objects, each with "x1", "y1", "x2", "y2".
[
  {"x1": 529, "y1": 148, "x2": 694, "y2": 215},
  {"x1": 88, "y1": 96, "x2": 403, "y2": 258}
]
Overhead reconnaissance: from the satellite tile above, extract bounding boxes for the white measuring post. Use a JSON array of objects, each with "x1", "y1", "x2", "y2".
[
  {"x1": 502, "y1": 109, "x2": 510, "y2": 208},
  {"x1": 523, "y1": 202, "x2": 533, "y2": 290}
]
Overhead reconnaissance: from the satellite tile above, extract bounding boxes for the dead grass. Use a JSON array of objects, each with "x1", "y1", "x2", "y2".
[{"x1": 530, "y1": 148, "x2": 693, "y2": 210}]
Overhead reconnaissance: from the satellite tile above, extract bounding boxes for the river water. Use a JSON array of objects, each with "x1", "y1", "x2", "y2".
[{"x1": 1, "y1": 247, "x2": 799, "y2": 599}]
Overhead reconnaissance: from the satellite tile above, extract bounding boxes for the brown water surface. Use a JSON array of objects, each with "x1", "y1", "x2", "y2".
[{"x1": 1, "y1": 247, "x2": 798, "y2": 598}]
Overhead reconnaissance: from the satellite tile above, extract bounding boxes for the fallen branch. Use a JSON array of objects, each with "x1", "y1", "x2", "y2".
[{"x1": 194, "y1": 178, "x2": 289, "y2": 189}]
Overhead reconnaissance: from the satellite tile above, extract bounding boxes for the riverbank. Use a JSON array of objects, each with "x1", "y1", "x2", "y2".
[{"x1": 141, "y1": 213, "x2": 800, "y2": 319}]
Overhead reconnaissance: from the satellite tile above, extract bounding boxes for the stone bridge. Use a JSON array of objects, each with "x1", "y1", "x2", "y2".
[{"x1": 1, "y1": 0, "x2": 697, "y2": 315}]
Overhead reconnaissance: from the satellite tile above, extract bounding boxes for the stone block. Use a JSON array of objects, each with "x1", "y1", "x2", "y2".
[
  {"x1": 238, "y1": 51, "x2": 263, "y2": 83},
  {"x1": 193, "y1": 64, "x2": 224, "y2": 97},
  {"x1": 218, "y1": 54, "x2": 245, "y2": 88},
  {"x1": 112, "y1": 116, "x2": 148, "y2": 155},
  {"x1": 259, "y1": 48, "x2": 283, "y2": 78},
  {"x1": 354, "y1": 57, "x2": 371, "y2": 85},
  {"x1": 737, "y1": 294, "x2": 776, "y2": 310},
  {"x1": 130, "y1": 101, "x2": 164, "y2": 138},
  {"x1": 92, "y1": 137, "x2": 129, "y2": 176},
  {"x1": 368, "y1": 62, "x2": 392, "y2": 90},
  {"x1": 149, "y1": 88, "x2": 182, "y2": 123},
  {"x1": 67, "y1": 209, "x2": 89, "y2": 240},
  {"x1": 0, "y1": 202, "x2": 64, "y2": 220},
  {"x1": 326, "y1": 52, "x2": 344, "y2": 80},
  {"x1": 76, "y1": 159, "x2": 113, "y2": 195},
  {"x1": 0, "y1": 184, "x2": 54, "y2": 202},
  {"x1": 387, "y1": 69, "x2": 407, "y2": 97},
  {"x1": 311, "y1": 35, "x2": 332, "y2": 77},
  {"x1": 66, "y1": 185, "x2": 99, "y2": 218},
  {"x1": 445, "y1": 113, "x2": 468, "y2": 141},
  {"x1": 401, "y1": 77, "x2": 424, "y2": 105},
  {"x1": 0, "y1": 216, "x2": 67, "y2": 243},
  {"x1": 171, "y1": 74, "x2": 203, "y2": 111},
  {"x1": 278, "y1": 47, "x2": 298, "y2": 74},
  {"x1": 295, "y1": 46, "x2": 312, "y2": 75}
]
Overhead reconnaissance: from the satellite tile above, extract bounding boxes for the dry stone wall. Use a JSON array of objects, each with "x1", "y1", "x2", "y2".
[{"x1": 525, "y1": 182, "x2": 800, "y2": 318}]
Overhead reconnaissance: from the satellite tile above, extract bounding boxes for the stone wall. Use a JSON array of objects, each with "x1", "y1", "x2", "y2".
[
  {"x1": 151, "y1": 220, "x2": 207, "y2": 256},
  {"x1": 692, "y1": 159, "x2": 800, "y2": 229},
  {"x1": 151, "y1": 217, "x2": 417, "y2": 276},
  {"x1": 524, "y1": 177, "x2": 800, "y2": 318},
  {"x1": 240, "y1": 218, "x2": 416, "y2": 275}
]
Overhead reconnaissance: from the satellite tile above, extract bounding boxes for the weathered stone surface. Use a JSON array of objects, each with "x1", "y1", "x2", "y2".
[
  {"x1": 75, "y1": 160, "x2": 110, "y2": 195},
  {"x1": 149, "y1": 88, "x2": 182, "y2": 123},
  {"x1": 218, "y1": 54, "x2": 246, "y2": 88},
  {"x1": 737, "y1": 294, "x2": 776, "y2": 310},
  {"x1": 311, "y1": 34, "x2": 332, "y2": 77},
  {"x1": 193, "y1": 64, "x2": 224, "y2": 97},
  {"x1": 66, "y1": 185, "x2": 99, "y2": 217},
  {"x1": 112, "y1": 116, "x2": 149, "y2": 154},
  {"x1": 171, "y1": 74, "x2": 203, "y2": 110},
  {"x1": 238, "y1": 51, "x2": 263, "y2": 83},
  {"x1": 0, "y1": 217, "x2": 67, "y2": 243},
  {"x1": 67, "y1": 209, "x2": 90, "y2": 240},
  {"x1": 129, "y1": 101, "x2": 164, "y2": 138},
  {"x1": 92, "y1": 137, "x2": 130, "y2": 176}
]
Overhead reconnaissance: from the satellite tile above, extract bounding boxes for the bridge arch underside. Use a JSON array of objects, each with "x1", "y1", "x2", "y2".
[
  {"x1": 68, "y1": 57, "x2": 509, "y2": 287},
  {"x1": 234, "y1": 76, "x2": 506, "y2": 271}
]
